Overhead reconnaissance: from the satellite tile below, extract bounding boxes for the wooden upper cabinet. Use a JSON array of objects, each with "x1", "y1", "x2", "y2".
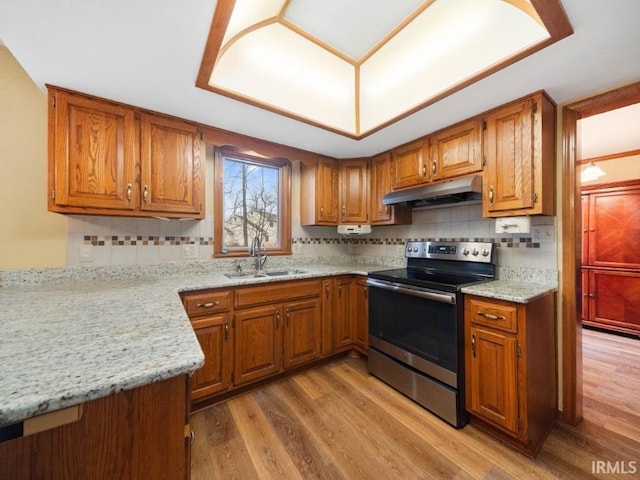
[
  {"x1": 391, "y1": 139, "x2": 429, "y2": 190},
  {"x1": 339, "y1": 158, "x2": 369, "y2": 224},
  {"x1": 584, "y1": 186, "x2": 640, "y2": 269},
  {"x1": 49, "y1": 89, "x2": 137, "y2": 211},
  {"x1": 483, "y1": 92, "x2": 556, "y2": 217},
  {"x1": 47, "y1": 87, "x2": 204, "y2": 218},
  {"x1": 369, "y1": 153, "x2": 411, "y2": 225},
  {"x1": 300, "y1": 156, "x2": 338, "y2": 225},
  {"x1": 430, "y1": 118, "x2": 482, "y2": 181},
  {"x1": 140, "y1": 114, "x2": 203, "y2": 215}
]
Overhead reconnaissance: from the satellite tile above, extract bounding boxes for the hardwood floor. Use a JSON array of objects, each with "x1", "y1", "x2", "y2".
[{"x1": 191, "y1": 330, "x2": 640, "y2": 479}]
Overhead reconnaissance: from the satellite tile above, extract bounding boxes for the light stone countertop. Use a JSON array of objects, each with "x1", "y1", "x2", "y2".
[
  {"x1": 461, "y1": 280, "x2": 557, "y2": 303},
  {"x1": 0, "y1": 263, "x2": 381, "y2": 427}
]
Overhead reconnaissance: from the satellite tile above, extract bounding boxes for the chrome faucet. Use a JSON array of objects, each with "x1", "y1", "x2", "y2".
[{"x1": 249, "y1": 235, "x2": 267, "y2": 274}]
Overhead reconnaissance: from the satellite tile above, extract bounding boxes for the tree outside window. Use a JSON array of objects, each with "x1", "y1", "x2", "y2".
[{"x1": 213, "y1": 148, "x2": 291, "y2": 256}]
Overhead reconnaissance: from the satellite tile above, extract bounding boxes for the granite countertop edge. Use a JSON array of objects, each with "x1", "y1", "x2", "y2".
[
  {"x1": 461, "y1": 280, "x2": 558, "y2": 303},
  {"x1": 0, "y1": 263, "x2": 379, "y2": 426}
]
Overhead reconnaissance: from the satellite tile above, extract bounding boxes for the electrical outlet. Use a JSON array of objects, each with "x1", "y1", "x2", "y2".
[
  {"x1": 532, "y1": 225, "x2": 555, "y2": 243},
  {"x1": 182, "y1": 244, "x2": 198, "y2": 259},
  {"x1": 79, "y1": 244, "x2": 94, "y2": 263}
]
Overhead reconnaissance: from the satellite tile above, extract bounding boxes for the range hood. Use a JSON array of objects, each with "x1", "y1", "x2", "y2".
[{"x1": 382, "y1": 175, "x2": 482, "y2": 208}]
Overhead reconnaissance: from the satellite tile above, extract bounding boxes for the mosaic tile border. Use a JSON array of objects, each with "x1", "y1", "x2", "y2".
[
  {"x1": 79, "y1": 235, "x2": 540, "y2": 248},
  {"x1": 83, "y1": 235, "x2": 213, "y2": 246}
]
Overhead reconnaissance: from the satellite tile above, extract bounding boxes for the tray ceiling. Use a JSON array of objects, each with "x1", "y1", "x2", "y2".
[{"x1": 198, "y1": 0, "x2": 569, "y2": 138}]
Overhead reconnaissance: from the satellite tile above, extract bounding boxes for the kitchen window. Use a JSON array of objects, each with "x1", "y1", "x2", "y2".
[{"x1": 213, "y1": 148, "x2": 291, "y2": 257}]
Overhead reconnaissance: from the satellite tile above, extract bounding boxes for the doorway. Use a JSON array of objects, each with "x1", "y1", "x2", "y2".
[{"x1": 561, "y1": 80, "x2": 640, "y2": 425}]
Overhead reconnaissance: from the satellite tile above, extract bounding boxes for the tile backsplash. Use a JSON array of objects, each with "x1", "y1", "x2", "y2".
[{"x1": 66, "y1": 203, "x2": 558, "y2": 284}]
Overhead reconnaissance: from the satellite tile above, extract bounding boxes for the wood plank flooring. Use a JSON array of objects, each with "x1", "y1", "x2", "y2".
[{"x1": 191, "y1": 329, "x2": 640, "y2": 479}]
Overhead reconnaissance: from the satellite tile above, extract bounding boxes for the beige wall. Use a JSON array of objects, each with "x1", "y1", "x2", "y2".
[{"x1": 0, "y1": 46, "x2": 67, "y2": 269}]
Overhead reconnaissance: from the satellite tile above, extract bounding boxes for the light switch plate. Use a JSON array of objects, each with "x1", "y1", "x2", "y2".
[
  {"x1": 182, "y1": 244, "x2": 198, "y2": 259},
  {"x1": 79, "y1": 244, "x2": 94, "y2": 263}
]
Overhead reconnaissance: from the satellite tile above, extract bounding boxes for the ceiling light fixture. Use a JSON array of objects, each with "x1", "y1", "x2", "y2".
[{"x1": 580, "y1": 162, "x2": 606, "y2": 182}]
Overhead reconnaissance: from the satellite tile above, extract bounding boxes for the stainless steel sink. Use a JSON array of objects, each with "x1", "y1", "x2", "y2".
[
  {"x1": 223, "y1": 272, "x2": 255, "y2": 279},
  {"x1": 224, "y1": 269, "x2": 308, "y2": 279}
]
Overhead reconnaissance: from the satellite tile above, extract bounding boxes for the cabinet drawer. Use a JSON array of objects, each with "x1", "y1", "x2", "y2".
[
  {"x1": 467, "y1": 296, "x2": 518, "y2": 333},
  {"x1": 182, "y1": 290, "x2": 231, "y2": 317},
  {"x1": 235, "y1": 280, "x2": 321, "y2": 309}
]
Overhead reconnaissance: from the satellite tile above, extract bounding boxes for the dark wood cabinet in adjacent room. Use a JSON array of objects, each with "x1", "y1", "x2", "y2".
[{"x1": 581, "y1": 180, "x2": 640, "y2": 335}]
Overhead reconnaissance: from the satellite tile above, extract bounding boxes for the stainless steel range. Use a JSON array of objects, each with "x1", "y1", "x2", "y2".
[{"x1": 367, "y1": 240, "x2": 495, "y2": 428}]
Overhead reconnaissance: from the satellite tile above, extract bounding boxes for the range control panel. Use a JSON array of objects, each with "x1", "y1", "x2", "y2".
[{"x1": 405, "y1": 241, "x2": 494, "y2": 263}]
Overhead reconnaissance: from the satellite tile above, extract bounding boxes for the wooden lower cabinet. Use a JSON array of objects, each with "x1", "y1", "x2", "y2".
[
  {"x1": 234, "y1": 304, "x2": 283, "y2": 385},
  {"x1": 282, "y1": 298, "x2": 322, "y2": 369},
  {"x1": 191, "y1": 314, "x2": 232, "y2": 399},
  {"x1": 354, "y1": 276, "x2": 369, "y2": 351},
  {"x1": 183, "y1": 275, "x2": 368, "y2": 406},
  {"x1": 0, "y1": 375, "x2": 190, "y2": 480},
  {"x1": 582, "y1": 268, "x2": 640, "y2": 335},
  {"x1": 464, "y1": 293, "x2": 557, "y2": 457},
  {"x1": 334, "y1": 276, "x2": 355, "y2": 350},
  {"x1": 321, "y1": 278, "x2": 336, "y2": 356}
]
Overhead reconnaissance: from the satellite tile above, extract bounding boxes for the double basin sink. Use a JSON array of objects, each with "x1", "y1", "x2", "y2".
[{"x1": 224, "y1": 269, "x2": 309, "y2": 279}]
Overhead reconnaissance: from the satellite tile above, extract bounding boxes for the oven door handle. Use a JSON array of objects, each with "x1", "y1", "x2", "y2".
[{"x1": 366, "y1": 278, "x2": 456, "y2": 304}]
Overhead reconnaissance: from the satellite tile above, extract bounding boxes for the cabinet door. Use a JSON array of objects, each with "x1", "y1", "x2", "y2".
[
  {"x1": 391, "y1": 140, "x2": 429, "y2": 190},
  {"x1": 339, "y1": 159, "x2": 369, "y2": 223},
  {"x1": 587, "y1": 188, "x2": 640, "y2": 269},
  {"x1": 483, "y1": 97, "x2": 535, "y2": 214},
  {"x1": 50, "y1": 90, "x2": 136, "y2": 210},
  {"x1": 369, "y1": 153, "x2": 412, "y2": 225},
  {"x1": 370, "y1": 153, "x2": 392, "y2": 223},
  {"x1": 321, "y1": 278, "x2": 335, "y2": 356},
  {"x1": 234, "y1": 305, "x2": 282, "y2": 385},
  {"x1": 139, "y1": 114, "x2": 203, "y2": 215},
  {"x1": 191, "y1": 314, "x2": 232, "y2": 400},
  {"x1": 354, "y1": 277, "x2": 369, "y2": 350},
  {"x1": 467, "y1": 325, "x2": 519, "y2": 435},
  {"x1": 334, "y1": 277, "x2": 354, "y2": 349},
  {"x1": 430, "y1": 118, "x2": 482, "y2": 181},
  {"x1": 581, "y1": 269, "x2": 589, "y2": 323},
  {"x1": 581, "y1": 194, "x2": 590, "y2": 265},
  {"x1": 587, "y1": 269, "x2": 640, "y2": 335},
  {"x1": 317, "y1": 157, "x2": 339, "y2": 224},
  {"x1": 283, "y1": 298, "x2": 322, "y2": 369}
]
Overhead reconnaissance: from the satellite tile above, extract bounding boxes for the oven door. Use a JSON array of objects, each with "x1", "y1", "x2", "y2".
[{"x1": 367, "y1": 278, "x2": 461, "y2": 388}]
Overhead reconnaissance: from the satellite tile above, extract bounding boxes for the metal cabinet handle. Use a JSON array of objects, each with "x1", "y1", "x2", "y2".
[
  {"x1": 196, "y1": 301, "x2": 220, "y2": 308},
  {"x1": 325, "y1": 282, "x2": 330, "y2": 299},
  {"x1": 432, "y1": 160, "x2": 437, "y2": 175},
  {"x1": 189, "y1": 429, "x2": 195, "y2": 445},
  {"x1": 276, "y1": 311, "x2": 280, "y2": 328},
  {"x1": 422, "y1": 164, "x2": 427, "y2": 176},
  {"x1": 488, "y1": 187, "x2": 494, "y2": 204},
  {"x1": 471, "y1": 334, "x2": 476, "y2": 357},
  {"x1": 286, "y1": 309, "x2": 290, "y2": 327},
  {"x1": 224, "y1": 322, "x2": 229, "y2": 340},
  {"x1": 320, "y1": 205, "x2": 324, "y2": 214},
  {"x1": 338, "y1": 285, "x2": 342, "y2": 296},
  {"x1": 126, "y1": 183, "x2": 132, "y2": 202},
  {"x1": 477, "y1": 311, "x2": 506, "y2": 320},
  {"x1": 143, "y1": 185, "x2": 149, "y2": 203},
  {"x1": 364, "y1": 285, "x2": 368, "y2": 299}
]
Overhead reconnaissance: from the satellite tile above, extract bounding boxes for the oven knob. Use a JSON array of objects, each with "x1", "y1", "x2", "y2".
[
  {"x1": 413, "y1": 247, "x2": 419, "y2": 253},
  {"x1": 471, "y1": 248, "x2": 479, "y2": 256},
  {"x1": 462, "y1": 248, "x2": 470, "y2": 256},
  {"x1": 481, "y1": 248, "x2": 490, "y2": 257}
]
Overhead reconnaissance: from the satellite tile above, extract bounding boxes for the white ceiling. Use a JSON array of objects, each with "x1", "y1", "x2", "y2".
[{"x1": 1, "y1": 0, "x2": 639, "y2": 158}]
